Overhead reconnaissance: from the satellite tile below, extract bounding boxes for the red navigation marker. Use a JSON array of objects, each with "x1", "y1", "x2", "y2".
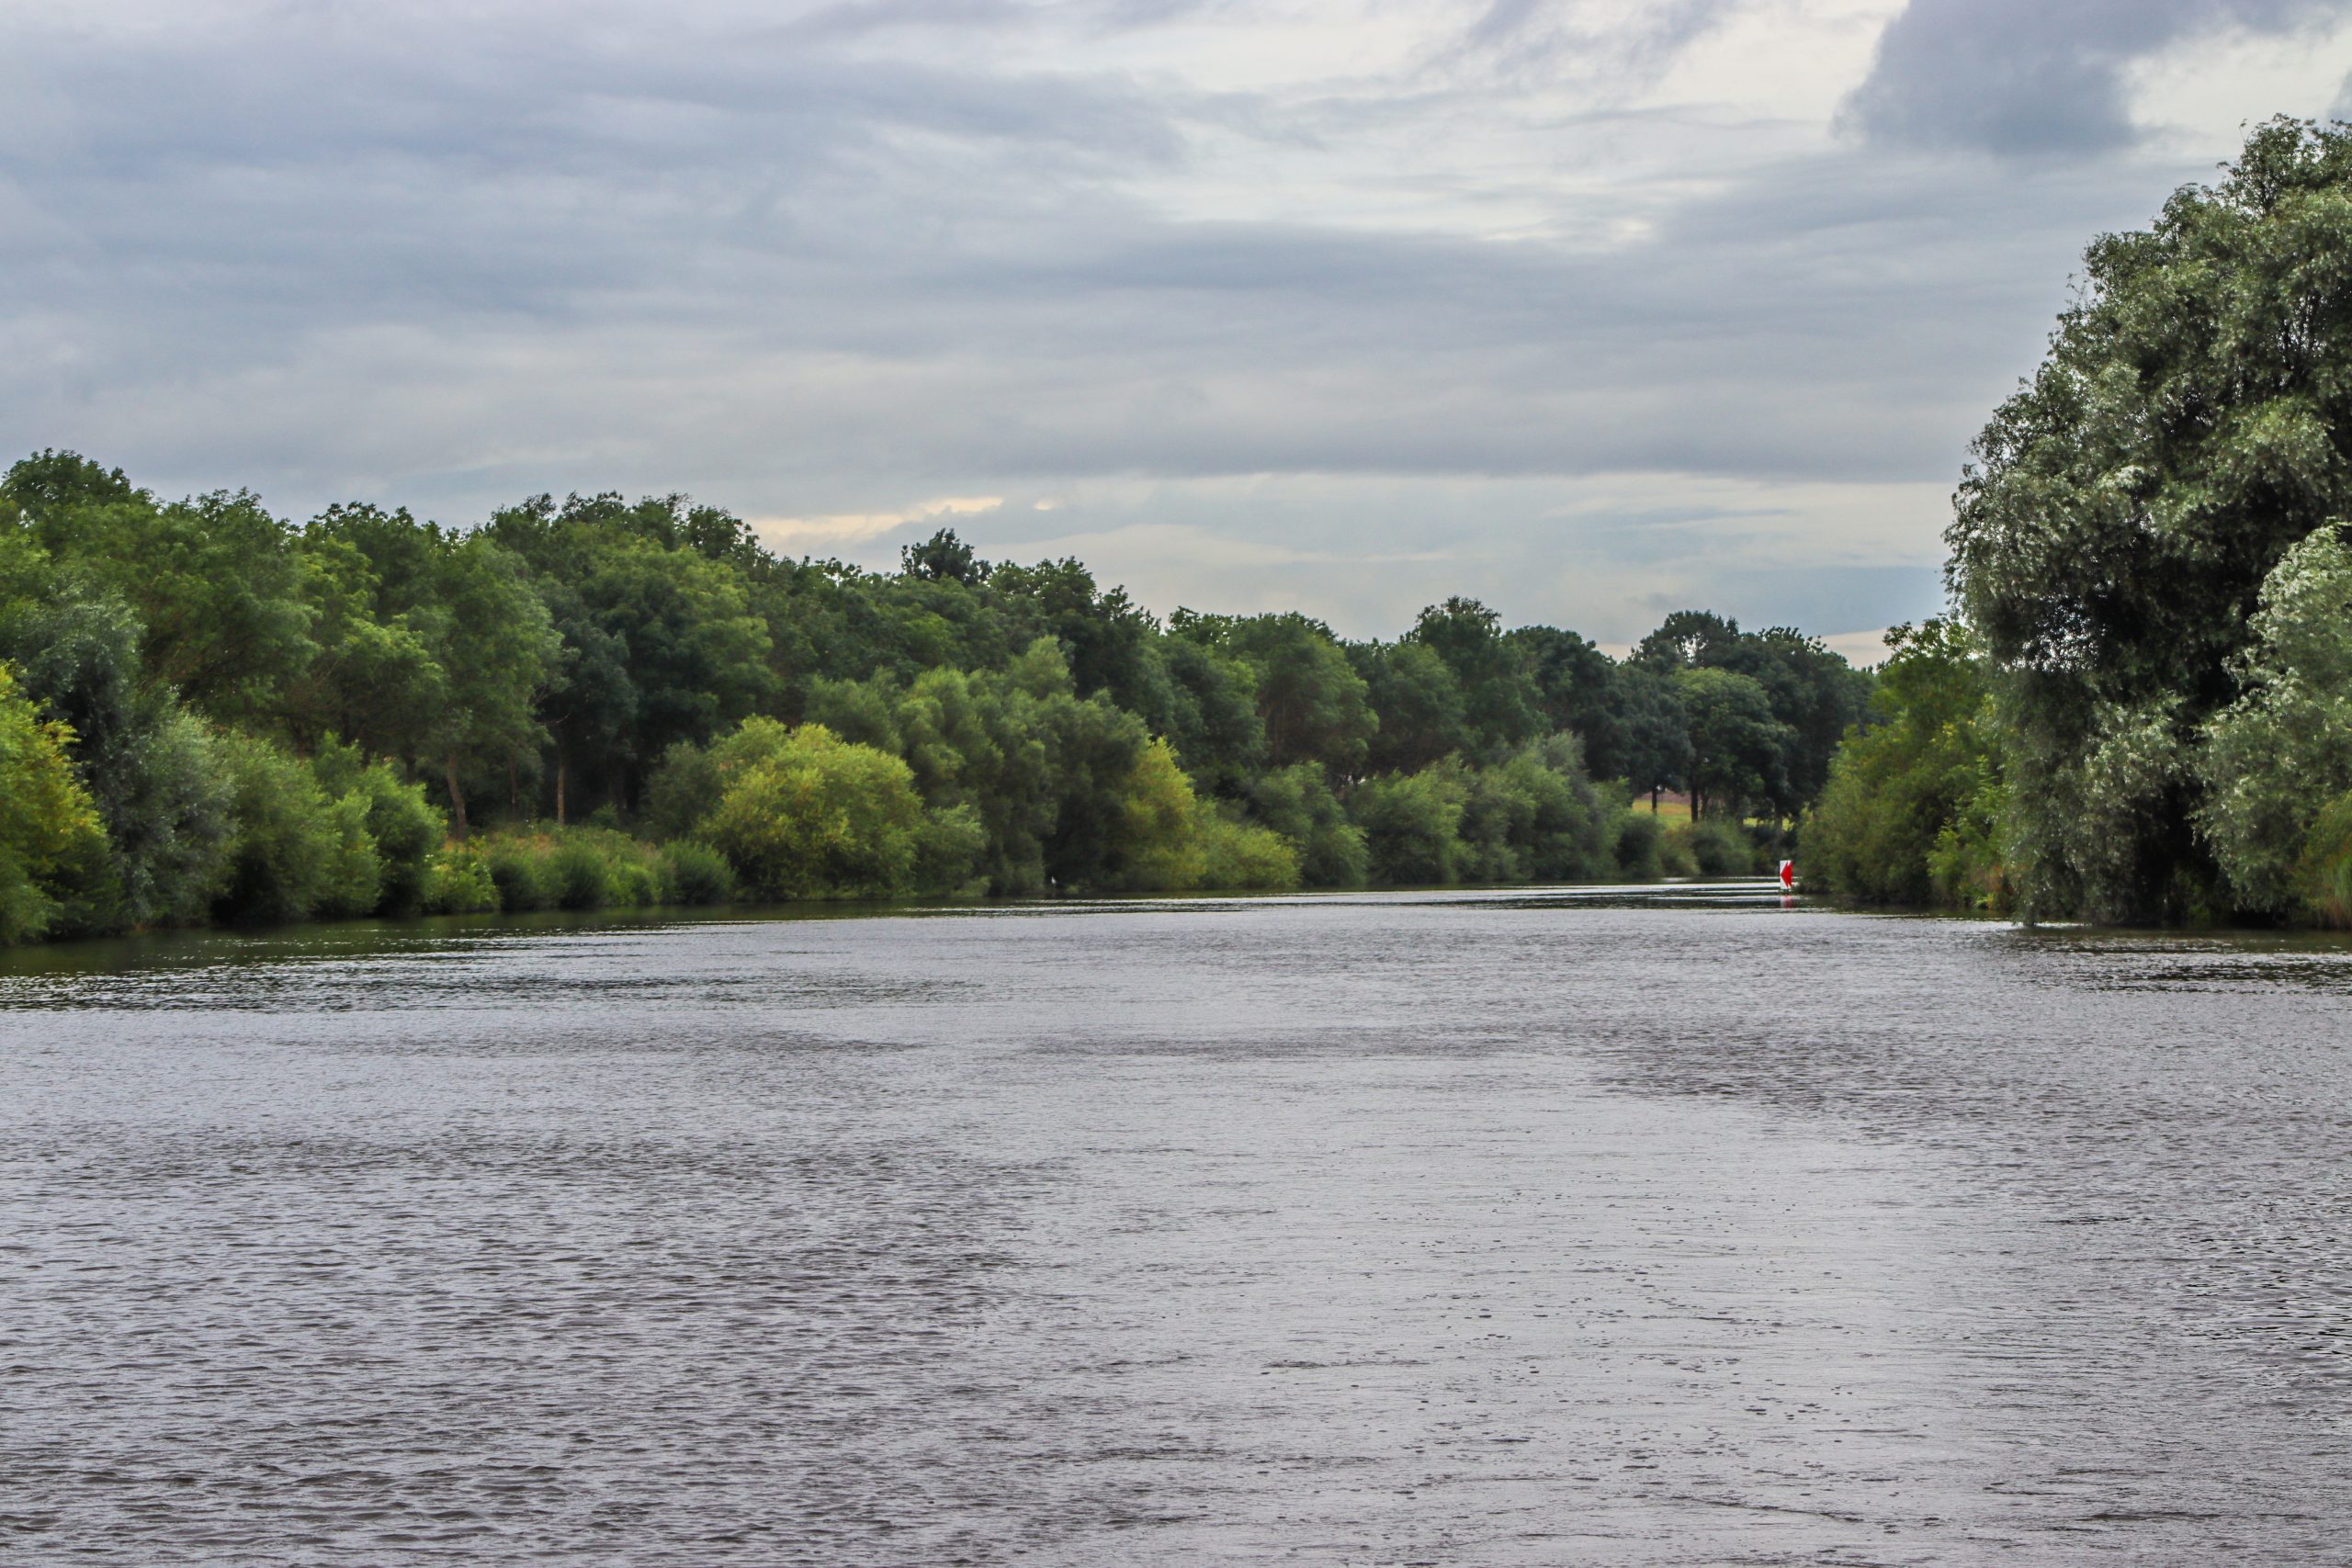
[{"x1": 1779, "y1": 859, "x2": 1795, "y2": 889}]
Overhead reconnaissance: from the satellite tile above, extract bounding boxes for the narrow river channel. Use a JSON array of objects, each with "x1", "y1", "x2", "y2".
[{"x1": 5, "y1": 885, "x2": 2349, "y2": 1564}]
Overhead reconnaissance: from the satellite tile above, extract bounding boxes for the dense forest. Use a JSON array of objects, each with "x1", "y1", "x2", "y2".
[
  {"x1": 1804, "y1": 119, "x2": 2352, "y2": 928},
  {"x1": 0, "y1": 450, "x2": 1870, "y2": 944}
]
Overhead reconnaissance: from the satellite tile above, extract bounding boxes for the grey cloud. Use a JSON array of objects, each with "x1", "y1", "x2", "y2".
[
  {"x1": 0, "y1": 0, "x2": 2310, "y2": 641},
  {"x1": 1841, "y1": 0, "x2": 2349, "y2": 154},
  {"x1": 1449, "y1": 0, "x2": 1739, "y2": 83}
]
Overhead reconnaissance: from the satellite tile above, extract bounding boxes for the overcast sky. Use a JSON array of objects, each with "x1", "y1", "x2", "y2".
[{"x1": 7, "y1": 0, "x2": 2352, "y2": 653}]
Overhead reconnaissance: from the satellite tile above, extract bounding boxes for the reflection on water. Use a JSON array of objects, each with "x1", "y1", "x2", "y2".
[{"x1": 4, "y1": 885, "x2": 2350, "y2": 1564}]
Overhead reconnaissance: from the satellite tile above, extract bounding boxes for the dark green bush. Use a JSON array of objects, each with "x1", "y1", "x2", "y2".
[
  {"x1": 661, "y1": 840, "x2": 736, "y2": 905},
  {"x1": 548, "y1": 841, "x2": 612, "y2": 909},
  {"x1": 1681, "y1": 817, "x2": 1753, "y2": 875},
  {"x1": 211, "y1": 731, "x2": 344, "y2": 924},
  {"x1": 316, "y1": 744, "x2": 444, "y2": 915},
  {"x1": 1613, "y1": 809, "x2": 1663, "y2": 880},
  {"x1": 484, "y1": 841, "x2": 553, "y2": 911}
]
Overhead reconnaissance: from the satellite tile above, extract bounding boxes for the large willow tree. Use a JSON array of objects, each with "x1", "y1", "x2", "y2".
[{"x1": 1949, "y1": 118, "x2": 2352, "y2": 922}]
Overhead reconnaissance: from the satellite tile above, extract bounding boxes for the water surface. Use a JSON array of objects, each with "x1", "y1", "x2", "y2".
[{"x1": 5, "y1": 885, "x2": 2350, "y2": 1564}]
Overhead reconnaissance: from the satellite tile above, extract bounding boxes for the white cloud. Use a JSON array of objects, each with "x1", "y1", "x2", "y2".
[{"x1": 752, "y1": 494, "x2": 1004, "y2": 550}]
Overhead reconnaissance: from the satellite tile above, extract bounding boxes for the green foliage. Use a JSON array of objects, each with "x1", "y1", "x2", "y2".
[
  {"x1": 421, "y1": 847, "x2": 500, "y2": 914},
  {"x1": 2294, "y1": 793, "x2": 2352, "y2": 928},
  {"x1": 0, "y1": 662, "x2": 110, "y2": 944},
  {"x1": 1612, "y1": 809, "x2": 1663, "y2": 881},
  {"x1": 642, "y1": 739, "x2": 727, "y2": 841},
  {"x1": 483, "y1": 840, "x2": 556, "y2": 911},
  {"x1": 1193, "y1": 809, "x2": 1301, "y2": 891},
  {"x1": 1356, "y1": 640, "x2": 1466, "y2": 775},
  {"x1": 1674, "y1": 667, "x2": 1792, "y2": 823},
  {"x1": 1804, "y1": 621, "x2": 2006, "y2": 907},
  {"x1": 313, "y1": 739, "x2": 446, "y2": 915},
  {"x1": 211, "y1": 730, "x2": 345, "y2": 925},
  {"x1": 1407, "y1": 597, "x2": 1542, "y2": 762},
  {"x1": 1948, "y1": 119, "x2": 2352, "y2": 921},
  {"x1": 704, "y1": 724, "x2": 934, "y2": 899},
  {"x1": 1351, "y1": 769, "x2": 1466, "y2": 886},
  {"x1": 4, "y1": 445, "x2": 1905, "y2": 941},
  {"x1": 549, "y1": 841, "x2": 614, "y2": 909},
  {"x1": 1247, "y1": 762, "x2": 1369, "y2": 886},
  {"x1": 661, "y1": 840, "x2": 737, "y2": 905},
  {"x1": 2198, "y1": 524, "x2": 2352, "y2": 912},
  {"x1": 1671, "y1": 817, "x2": 1757, "y2": 876}
]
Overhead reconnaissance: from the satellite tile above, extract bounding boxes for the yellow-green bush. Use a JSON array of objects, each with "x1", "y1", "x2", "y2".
[
  {"x1": 0, "y1": 661, "x2": 108, "y2": 944},
  {"x1": 659, "y1": 840, "x2": 736, "y2": 905},
  {"x1": 704, "y1": 724, "x2": 937, "y2": 899},
  {"x1": 421, "y1": 846, "x2": 499, "y2": 914}
]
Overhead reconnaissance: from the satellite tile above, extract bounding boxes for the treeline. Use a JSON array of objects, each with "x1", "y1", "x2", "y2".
[
  {"x1": 0, "y1": 451, "x2": 1871, "y2": 944},
  {"x1": 1805, "y1": 119, "x2": 2352, "y2": 927}
]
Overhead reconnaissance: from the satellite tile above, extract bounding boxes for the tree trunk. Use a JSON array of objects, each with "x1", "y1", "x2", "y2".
[
  {"x1": 508, "y1": 756, "x2": 520, "y2": 813},
  {"x1": 556, "y1": 753, "x2": 568, "y2": 827},
  {"x1": 445, "y1": 753, "x2": 469, "y2": 839}
]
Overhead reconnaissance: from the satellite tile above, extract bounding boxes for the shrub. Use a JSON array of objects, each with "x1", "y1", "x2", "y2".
[
  {"x1": 421, "y1": 847, "x2": 499, "y2": 914},
  {"x1": 2296, "y1": 793, "x2": 2352, "y2": 929},
  {"x1": 312, "y1": 739, "x2": 445, "y2": 915},
  {"x1": 1195, "y1": 810, "x2": 1302, "y2": 891},
  {"x1": 608, "y1": 856, "x2": 661, "y2": 908},
  {"x1": 1657, "y1": 829, "x2": 1698, "y2": 877},
  {"x1": 211, "y1": 730, "x2": 345, "y2": 924},
  {"x1": 313, "y1": 789, "x2": 385, "y2": 919},
  {"x1": 0, "y1": 661, "x2": 109, "y2": 944},
  {"x1": 484, "y1": 840, "x2": 554, "y2": 911},
  {"x1": 1114, "y1": 738, "x2": 1207, "y2": 891},
  {"x1": 660, "y1": 840, "x2": 736, "y2": 905},
  {"x1": 1350, "y1": 769, "x2": 1465, "y2": 886},
  {"x1": 1804, "y1": 619, "x2": 2001, "y2": 907},
  {"x1": 704, "y1": 724, "x2": 928, "y2": 899},
  {"x1": 548, "y1": 840, "x2": 612, "y2": 909},
  {"x1": 1613, "y1": 809, "x2": 1663, "y2": 880},
  {"x1": 1246, "y1": 762, "x2": 1366, "y2": 886},
  {"x1": 1678, "y1": 817, "x2": 1753, "y2": 876},
  {"x1": 913, "y1": 804, "x2": 987, "y2": 896},
  {"x1": 642, "y1": 739, "x2": 725, "y2": 841}
]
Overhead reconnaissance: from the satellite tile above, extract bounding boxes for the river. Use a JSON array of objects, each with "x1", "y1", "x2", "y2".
[{"x1": 4, "y1": 884, "x2": 2349, "y2": 1564}]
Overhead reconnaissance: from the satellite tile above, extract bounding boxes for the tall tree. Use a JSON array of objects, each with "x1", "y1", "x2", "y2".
[{"x1": 1949, "y1": 118, "x2": 2352, "y2": 920}]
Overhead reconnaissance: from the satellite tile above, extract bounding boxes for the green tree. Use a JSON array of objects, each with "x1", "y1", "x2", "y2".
[
  {"x1": 1609, "y1": 664, "x2": 1692, "y2": 810},
  {"x1": 1350, "y1": 768, "x2": 1466, "y2": 885},
  {"x1": 1356, "y1": 641, "x2": 1465, "y2": 774},
  {"x1": 1407, "y1": 597, "x2": 1541, "y2": 761},
  {"x1": 1675, "y1": 668, "x2": 1791, "y2": 821},
  {"x1": 1804, "y1": 620, "x2": 2004, "y2": 907},
  {"x1": 1948, "y1": 118, "x2": 2352, "y2": 921},
  {"x1": 1246, "y1": 761, "x2": 1369, "y2": 886},
  {"x1": 1211, "y1": 613, "x2": 1374, "y2": 777},
  {"x1": 2198, "y1": 524, "x2": 2352, "y2": 912},
  {"x1": 5, "y1": 456, "x2": 318, "y2": 728},
  {"x1": 1509, "y1": 624, "x2": 1623, "y2": 775},
  {"x1": 432, "y1": 535, "x2": 561, "y2": 834}
]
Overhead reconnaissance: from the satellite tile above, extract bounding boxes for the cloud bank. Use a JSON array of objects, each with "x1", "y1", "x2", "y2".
[{"x1": 5, "y1": 0, "x2": 2350, "y2": 642}]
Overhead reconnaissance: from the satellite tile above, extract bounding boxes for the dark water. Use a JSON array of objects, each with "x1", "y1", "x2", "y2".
[{"x1": 5, "y1": 885, "x2": 2351, "y2": 1565}]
